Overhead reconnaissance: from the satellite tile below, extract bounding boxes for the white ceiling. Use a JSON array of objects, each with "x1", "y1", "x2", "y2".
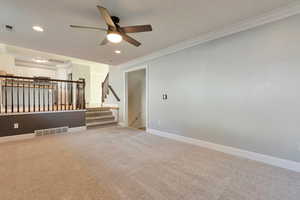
[{"x1": 0, "y1": 0, "x2": 296, "y2": 65}]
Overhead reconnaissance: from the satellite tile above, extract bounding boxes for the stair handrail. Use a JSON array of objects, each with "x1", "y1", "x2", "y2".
[
  {"x1": 102, "y1": 73, "x2": 110, "y2": 104},
  {"x1": 102, "y1": 73, "x2": 120, "y2": 104},
  {"x1": 108, "y1": 85, "x2": 120, "y2": 102}
]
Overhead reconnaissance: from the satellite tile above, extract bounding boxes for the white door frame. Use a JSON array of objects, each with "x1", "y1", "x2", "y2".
[{"x1": 123, "y1": 65, "x2": 149, "y2": 129}]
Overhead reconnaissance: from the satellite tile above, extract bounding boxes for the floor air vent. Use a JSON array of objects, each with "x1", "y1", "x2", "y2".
[{"x1": 35, "y1": 127, "x2": 69, "y2": 136}]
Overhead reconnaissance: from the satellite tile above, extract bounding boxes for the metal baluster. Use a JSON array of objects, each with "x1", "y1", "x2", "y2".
[
  {"x1": 28, "y1": 80, "x2": 31, "y2": 112},
  {"x1": 11, "y1": 79, "x2": 14, "y2": 113},
  {"x1": 56, "y1": 83, "x2": 59, "y2": 111},
  {"x1": 0, "y1": 79, "x2": 1, "y2": 114},
  {"x1": 79, "y1": 83, "x2": 81, "y2": 109},
  {"x1": 65, "y1": 82, "x2": 67, "y2": 110},
  {"x1": 82, "y1": 80, "x2": 86, "y2": 109},
  {"x1": 48, "y1": 83, "x2": 50, "y2": 111},
  {"x1": 38, "y1": 81, "x2": 41, "y2": 112},
  {"x1": 52, "y1": 82, "x2": 54, "y2": 111},
  {"x1": 80, "y1": 83, "x2": 82, "y2": 109},
  {"x1": 23, "y1": 79, "x2": 25, "y2": 112},
  {"x1": 76, "y1": 83, "x2": 79, "y2": 109},
  {"x1": 33, "y1": 81, "x2": 36, "y2": 112},
  {"x1": 80, "y1": 83, "x2": 83, "y2": 109},
  {"x1": 43, "y1": 83, "x2": 45, "y2": 111},
  {"x1": 5, "y1": 78, "x2": 7, "y2": 113},
  {"x1": 60, "y1": 82, "x2": 63, "y2": 110},
  {"x1": 71, "y1": 82, "x2": 73, "y2": 110},
  {"x1": 17, "y1": 79, "x2": 20, "y2": 112},
  {"x1": 0, "y1": 78, "x2": 1, "y2": 114}
]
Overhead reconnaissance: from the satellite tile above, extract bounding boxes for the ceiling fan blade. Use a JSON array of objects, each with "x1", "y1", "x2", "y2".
[
  {"x1": 120, "y1": 25, "x2": 152, "y2": 33},
  {"x1": 100, "y1": 38, "x2": 109, "y2": 46},
  {"x1": 120, "y1": 33, "x2": 141, "y2": 47},
  {"x1": 97, "y1": 6, "x2": 116, "y2": 28},
  {"x1": 70, "y1": 25, "x2": 107, "y2": 31}
]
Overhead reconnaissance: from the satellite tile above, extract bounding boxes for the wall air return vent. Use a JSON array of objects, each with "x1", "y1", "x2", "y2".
[{"x1": 35, "y1": 127, "x2": 69, "y2": 136}]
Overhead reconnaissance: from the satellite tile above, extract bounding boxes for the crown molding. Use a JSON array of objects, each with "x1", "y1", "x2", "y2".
[{"x1": 118, "y1": 1, "x2": 300, "y2": 69}]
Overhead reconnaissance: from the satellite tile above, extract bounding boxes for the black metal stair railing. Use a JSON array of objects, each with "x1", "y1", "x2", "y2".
[{"x1": 0, "y1": 75, "x2": 86, "y2": 114}]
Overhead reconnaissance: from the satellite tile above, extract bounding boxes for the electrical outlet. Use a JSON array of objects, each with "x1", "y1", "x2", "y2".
[{"x1": 14, "y1": 123, "x2": 19, "y2": 129}]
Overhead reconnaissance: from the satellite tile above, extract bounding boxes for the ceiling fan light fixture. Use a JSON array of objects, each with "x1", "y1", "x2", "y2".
[{"x1": 106, "y1": 32, "x2": 123, "y2": 43}]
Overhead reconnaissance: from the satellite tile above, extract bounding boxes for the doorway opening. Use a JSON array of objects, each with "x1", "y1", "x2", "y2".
[{"x1": 126, "y1": 68, "x2": 146, "y2": 130}]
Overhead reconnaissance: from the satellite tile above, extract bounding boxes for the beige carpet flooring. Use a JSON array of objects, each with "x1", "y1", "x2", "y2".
[{"x1": 0, "y1": 126, "x2": 299, "y2": 200}]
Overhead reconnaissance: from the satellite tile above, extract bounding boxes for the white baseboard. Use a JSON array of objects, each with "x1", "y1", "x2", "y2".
[
  {"x1": 69, "y1": 126, "x2": 87, "y2": 133},
  {"x1": 118, "y1": 122, "x2": 126, "y2": 127},
  {"x1": 147, "y1": 129, "x2": 300, "y2": 173},
  {"x1": 0, "y1": 133, "x2": 35, "y2": 143}
]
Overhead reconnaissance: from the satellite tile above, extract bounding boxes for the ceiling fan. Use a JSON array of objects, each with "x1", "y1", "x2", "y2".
[{"x1": 70, "y1": 5, "x2": 152, "y2": 47}]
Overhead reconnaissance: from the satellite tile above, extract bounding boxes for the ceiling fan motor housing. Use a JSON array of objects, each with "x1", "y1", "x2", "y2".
[{"x1": 111, "y1": 16, "x2": 120, "y2": 24}]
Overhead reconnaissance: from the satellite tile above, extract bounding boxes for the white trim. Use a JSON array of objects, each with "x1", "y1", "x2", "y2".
[
  {"x1": 123, "y1": 65, "x2": 149, "y2": 129},
  {"x1": 68, "y1": 126, "x2": 87, "y2": 133},
  {"x1": 118, "y1": 1, "x2": 300, "y2": 69},
  {"x1": 123, "y1": 65, "x2": 148, "y2": 73},
  {"x1": 0, "y1": 133, "x2": 35, "y2": 143},
  {"x1": 118, "y1": 122, "x2": 126, "y2": 127},
  {"x1": 147, "y1": 129, "x2": 300, "y2": 173}
]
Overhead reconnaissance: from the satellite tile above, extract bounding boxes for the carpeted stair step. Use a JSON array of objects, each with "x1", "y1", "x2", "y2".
[
  {"x1": 85, "y1": 107, "x2": 118, "y2": 128},
  {"x1": 86, "y1": 110, "x2": 113, "y2": 117},
  {"x1": 86, "y1": 120, "x2": 118, "y2": 128},
  {"x1": 86, "y1": 115, "x2": 115, "y2": 123},
  {"x1": 86, "y1": 107, "x2": 111, "y2": 112}
]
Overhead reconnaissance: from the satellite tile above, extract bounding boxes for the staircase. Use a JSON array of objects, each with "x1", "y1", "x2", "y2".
[
  {"x1": 86, "y1": 107, "x2": 118, "y2": 128},
  {"x1": 86, "y1": 72, "x2": 120, "y2": 129}
]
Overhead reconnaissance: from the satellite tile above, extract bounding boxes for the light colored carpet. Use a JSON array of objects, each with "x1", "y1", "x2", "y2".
[{"x1": 0, "y1": 126, "x2": 299, "y2": 200}]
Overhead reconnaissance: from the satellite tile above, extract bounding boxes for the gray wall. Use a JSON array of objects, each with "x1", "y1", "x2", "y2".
[{"x1": 110, "y1": 14, "x2": 300, "y2": 162}]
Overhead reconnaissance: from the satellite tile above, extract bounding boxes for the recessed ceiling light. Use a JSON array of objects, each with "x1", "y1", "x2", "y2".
[
  {"x1": 32, "y1": 26, "x2": 44, "y2": 32},
  {"x1": 115, "y1": 50, "x2": 121, "y2": 54}
]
